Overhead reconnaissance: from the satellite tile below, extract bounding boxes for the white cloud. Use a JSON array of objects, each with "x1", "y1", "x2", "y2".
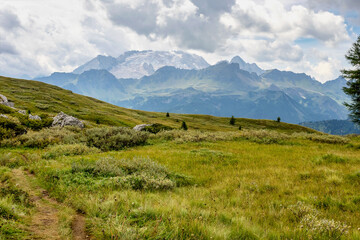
[{"x1": 0, "y1": 0, "x2": 357, "y2": 83}]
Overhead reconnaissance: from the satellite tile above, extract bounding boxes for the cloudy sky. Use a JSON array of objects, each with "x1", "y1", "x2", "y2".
[{"x1": 0, "y1": 0, "x2": 359, "y2": 82}]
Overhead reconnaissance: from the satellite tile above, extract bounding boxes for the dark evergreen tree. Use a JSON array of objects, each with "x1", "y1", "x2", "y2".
[
  {"x1": 181, "y1": 121, "x2": 188, "y2": 130},
  {"x1": 342, "y1": 36, "x2": 360, "y2": 125},
  {"x1": 230, "y1": 116, "x2": 235, "y2": 125},
  {"x1": 277, "y1": 117, "x2": 281, "y2": 122},
  {"x1": 166, "y1": 112, "x2": 170, "y2": 117},
  {"x1": 238, "y1": 125, "x2": 242, "y2": 130}
]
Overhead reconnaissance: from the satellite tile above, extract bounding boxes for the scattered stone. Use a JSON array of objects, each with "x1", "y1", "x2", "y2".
[
  {"x1": 133, "y1": 124, "x2": 153, "y2": 131},
  {"x1": 18, "y1": 110, "x2": 26, "y2": 115},
  {"x1": 0, "y1": 93, "x2": 14, "y2": 108},
  {"x1": 0, "y1": 114, "x2": 8, "y2": 119},
  {"x1": 52, "y1": 112, "x2": 84, "y2": 128},
  {"x1": 29, "y1": 114, "x2": 42, "y2": 121}
]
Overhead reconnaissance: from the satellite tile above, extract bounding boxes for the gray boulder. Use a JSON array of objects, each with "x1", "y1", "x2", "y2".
[
  {"x1": 0, "y1": 114, "x2": 8, "y2": 119},
  {"x1": 29, "y1": 114, "x2": 42, "y2": 121},
  {"x1": 0, "y1": 94, "x2": 14, "y2": 108},
  {"x1": 18, "y1": 110, "x2": 26, "y2": 115},
  {"x1": 133, "y1": 124, "x2": 152, "y2": 131},
  {"x1": 52, "y1": 112, "x2": 84, "y2": 128}
]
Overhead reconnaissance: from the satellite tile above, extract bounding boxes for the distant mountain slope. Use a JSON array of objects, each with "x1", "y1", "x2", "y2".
[
  {"x1": 72, "y1": 50, "x2": 210, "y2": 79},
  {"x1": 231, "y1": 56, "x2": 265, "y2": 75},
  {"x1": 300, "y1": 120, "x2": 360, "y2": 135},
  {"x1": 35, "y1": 54, "x2": 349, "y2": 124},
  {"x1": 118, "y1": 88, "x2": 344, "y2": 124},
  {"x1": 0, "y1": 75, "x2": 316, "y2": 133}
]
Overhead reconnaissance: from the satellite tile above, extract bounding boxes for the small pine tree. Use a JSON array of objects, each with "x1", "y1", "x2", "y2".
[
  {"x1": 238, "y1": 125, "x2": 242, "y2": 130},
  {"x1": 277, "y1": 117, "x2": 281, "y2": 122},
  {"x1": 181, "y1": 121, "x2": 188, "y2": 130},
  {"x1": 230, "y1": 116, "x2": 235, "y2": 125},
  {"x1": 27, "y1": 109, "x2": 31, "y2": 115},
  {"x1": 166, "y1": 112, "x2": 170, "y2": 117}
]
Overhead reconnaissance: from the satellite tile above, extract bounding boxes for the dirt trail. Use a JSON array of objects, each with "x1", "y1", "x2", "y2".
[{"x1": 11, "y1": 169, "x2": 89, "y2": 240}]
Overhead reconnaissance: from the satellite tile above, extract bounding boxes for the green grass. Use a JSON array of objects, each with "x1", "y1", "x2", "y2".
[
  {"x1": 1, "y1": 133, "x2": 358, "y2": 239},
  {"x1": 1, "y1": 75, "x2": 359, "y2": 239},
  {"x1": 0, "y1": 75, "x2": 317, "y2": 133}
]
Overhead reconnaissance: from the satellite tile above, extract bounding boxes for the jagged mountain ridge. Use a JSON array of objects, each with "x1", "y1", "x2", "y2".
[
  {"x1": 72, "y1": 50, "x2": 210, "y2": 79},
  {"x1": 35, "y1": 51, "x2": 349, "y2": 124},
  {"x1": 230, "y1": 56, "x2": 265, "y2": 76}
]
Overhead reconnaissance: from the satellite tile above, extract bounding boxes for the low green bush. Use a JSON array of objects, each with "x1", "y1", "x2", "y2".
[
  {"x1": 42, "y1": 144, "x2": 100, "y2": 159},
  {"x1": 83, "y1": 127, "x2": 148, "y2": 151},
  {"x1": 0, "y1": 105, "x2": 14, "y2": 114},
  {"x1": 1, "y1": 127, "x2": 79, "y2": 148},
  {"x1": 70, "y1": 157, "x2": 192, "y2": 191},
  {"x1": 0, "y1": 118, "x2": 26, "y2": 141},
  {"x1": 292, "y1": 133, "x2": 349, "y2": 144},
  {"x1": 16, "y1": 114, "x2": 53, "y2": 131},
  {"x1": 142, "y1": 123, "x2": 173, "y2": 134}
]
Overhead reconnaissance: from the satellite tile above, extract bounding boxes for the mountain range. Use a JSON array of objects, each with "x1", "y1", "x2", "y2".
[{"x1": 35, "y1": 50, "x2": 350, "y2": 124}]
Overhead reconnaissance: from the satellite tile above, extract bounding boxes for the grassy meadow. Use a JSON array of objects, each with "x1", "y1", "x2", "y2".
[{"x1": 0, "y1": 75, "x2": 360, "y2": 239}]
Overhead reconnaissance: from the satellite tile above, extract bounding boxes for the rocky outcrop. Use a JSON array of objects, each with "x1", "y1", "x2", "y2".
[
  {"x1": 29, "y1": 114, "x2": 42, "y2": 121},
  {"x1": 52, "y1": 112, "x2": 84, "y2": 128},
  {"x1": 0, "y1": 94, "x2": 14, "y2": 108},
  {"x1": 133, "y1": 124, "x2": 152, "y2": 131}
]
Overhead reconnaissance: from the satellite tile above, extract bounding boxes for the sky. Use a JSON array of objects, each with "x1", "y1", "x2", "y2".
[{"x1": 0, "y1": 0, "x2": 359, "y2": 83}]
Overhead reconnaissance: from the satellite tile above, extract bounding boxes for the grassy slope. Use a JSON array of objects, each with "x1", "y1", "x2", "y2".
[
  {"x1": 3, "y1": 75, "x2": 360, "y2": 239},
  {"x1": 0, "y1": 75, "x2": 316, "y2": 133}
]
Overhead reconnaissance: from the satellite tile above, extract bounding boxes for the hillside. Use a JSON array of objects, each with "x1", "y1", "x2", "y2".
[
  {"x1": 300, "y1": 119, "x2": 360, "y2": 135},
  {"x1": 0, "y1": 75, "x2": 316, "y2": 133},
  {"x1": 36, "y1": 56, "x2": 349, "y2": 124},
  {"x1": 1, "y1": 75, "x2": 360, "y2": 239}
]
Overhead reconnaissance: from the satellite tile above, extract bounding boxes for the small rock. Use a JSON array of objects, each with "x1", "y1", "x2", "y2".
[
  {"x1": 29, "y1": 114, "x2": 42, "y2": 121},
  {"x1": 133, "y1": 124, "x2": 152, "y2": 131},
  {"x1": 52, "y1": 112, "x2": 84, "y2": 128},
  {"x1": 0, "y1": 114, "x2": 8, "y2": 119},
  {"x1": 18, "y1": 110, "x2": 26, "y2": 115},
  {"x1": 0, "y1": 93, "x2": 14, "y2": 107}
]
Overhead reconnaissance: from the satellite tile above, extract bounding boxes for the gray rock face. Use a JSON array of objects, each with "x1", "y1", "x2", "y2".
[
  {"x1": 0, "y1": 94, "x2": 14, "y2": 108},
  {"x1": 0, "y1": 114, "x2": 8, "y2": 119},
  {"x1": 29, "y1": 114, "x2": 42, "y2": 121},
  {"x1": 52, "y1": 112, "x2": 84, "y2": 128},
  {"x1": 133, "y1": 124, "x2": 152, "y2": 131}
]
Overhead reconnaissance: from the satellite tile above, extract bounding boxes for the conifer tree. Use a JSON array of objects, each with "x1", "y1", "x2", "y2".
[
  {"x1": 230, "y1": 116, "x2": 235, "y2": 125},
  {"x1": 342, "y1": 36, "x2": 360, "y2": 125},
  {"x1": 181, "y1": 121, "x2": 188, "y2": 130}
]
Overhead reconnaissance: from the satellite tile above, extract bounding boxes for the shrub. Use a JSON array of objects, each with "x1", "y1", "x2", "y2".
[
  {"x1": 16, "y1": 114, "x2": 52, "y2": 131},
  {"x1": 0, "y1": 118, "x2": 26, "y2": 141},
  {"x1": 240, "y1": 129, "x2": 289, "y2": 144},
  {"x1": 0, "y1": 105, "x2": 14, "y2": 114},
  {"x1": 142, "y1": 123, "x2": 173, "y2": 134},
  {"x1": 1, "y1": 127, "x2": 78, "y2": 148},
  {"x1": 154, "y1": 130, "x2": 241, "y2": 143},
  {"x1": 83, "y1": 127, "x2": 148, "y2": 151},
  {"x1": 70, "y1": 157, "x2": 192, "y2": 191},
  {"x1": 292, "y1": 133, "x2": 349, "y2": 144},
  {"x1": 42, "y1": 144, "x2": 100, "y2": 159}
]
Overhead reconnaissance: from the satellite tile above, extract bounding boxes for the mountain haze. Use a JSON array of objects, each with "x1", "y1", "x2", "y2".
[{"x1": 35, "y1": 51, "x2": 349, "y2": 124}]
